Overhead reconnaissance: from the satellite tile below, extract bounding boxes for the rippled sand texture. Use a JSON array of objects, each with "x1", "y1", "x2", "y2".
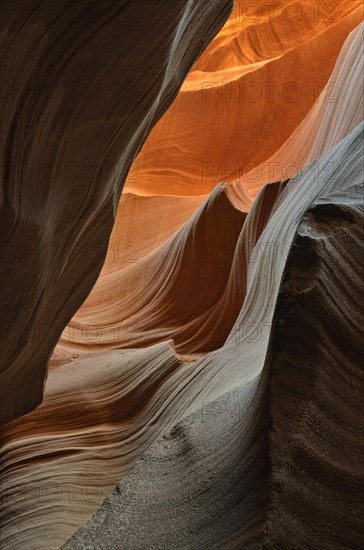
[{"x1": 1, "y1": 3, "x2": 363, "y2": 550}]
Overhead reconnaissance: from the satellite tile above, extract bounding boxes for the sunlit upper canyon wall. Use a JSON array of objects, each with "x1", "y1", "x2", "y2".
[
  {"x1": 1, "y1": 1, "x2": 363, "y2": 550},
  {"x1": 124, "y1": 0, "x2": 363, "y2": 196}
]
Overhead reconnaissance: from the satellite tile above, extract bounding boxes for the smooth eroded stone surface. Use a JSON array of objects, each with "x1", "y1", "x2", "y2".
[
  {"x1": 61, "y1": 125, "x2": 363, "y2": 550},
  {"x1": 0, "y1": 0, "x2": 233, "y2": 423},
  {"x1": 1, "y1": 6, "x2": 363, "y2": 550},
  {"x1": 123, "y1": 0, "x2": 363, "y2": 196}
]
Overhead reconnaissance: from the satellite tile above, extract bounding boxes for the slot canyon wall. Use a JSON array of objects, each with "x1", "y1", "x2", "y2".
[
  {"x1": 0, "y1": 0, "x2": 233, "y2": 423},
  {"x1": 1, "y1": 1, "x2": 363, "y2": 549}
]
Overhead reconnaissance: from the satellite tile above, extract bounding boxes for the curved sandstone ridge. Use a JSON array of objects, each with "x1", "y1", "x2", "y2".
[
  {"x1": 1, "y1": 5, "x2": 363, "y2": 550},
  {"x1": 1, "y1": 121, "x2": 363, "y2": 548},
  {"x1": 0, "y1": 0, "x2": 233, "y2": 423},
  {"x1": 61, "y1": 130, "x2": 364, "y2": 549},
  {"x1": 100, "y1": 192, "x2": 206, "y2": 276},
  {"x1": 60, "y1": 21, "x2": 364, "y2": 356},
  {"x1": 89, "y1": 15, "x2": 364, "y2": 330},
  {"x1": 123, "y1": 0, "x2": 363, "y2": 196},
  {"x1": 58, "y1": 181, "x2": 284, "y2": 357},
  {"x1": 59, "y1": 183, "x2": 249, "y2": 357}
]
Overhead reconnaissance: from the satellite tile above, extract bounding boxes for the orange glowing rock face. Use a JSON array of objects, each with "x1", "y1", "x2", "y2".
[
  {"x1": 124, "y1": 0, "x2": 363, "y2": 196},
  {"x1": 77, "y1": 0, "x2": 363, "y2": 350},
  {"x1": 68, "y1": 0, "x2": 363, "y2": 356}
]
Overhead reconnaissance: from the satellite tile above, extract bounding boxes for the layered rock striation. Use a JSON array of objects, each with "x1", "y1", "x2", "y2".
[
  {"x1": 1, "y1": 3, "x2": 363, "y2": 550},
  {"x1": 0, "y1": 0, "x2": 233, "y2": 423}
]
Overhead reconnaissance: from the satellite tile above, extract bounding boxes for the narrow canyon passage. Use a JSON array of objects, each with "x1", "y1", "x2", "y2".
[{"x1": 1, "y1": 2, "x2": 363, "y2": 549}]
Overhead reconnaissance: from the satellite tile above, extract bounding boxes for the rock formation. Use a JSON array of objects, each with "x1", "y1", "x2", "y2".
[
  {"x1": 0, "y1": 0, "x2": 233, "y2": 423},
  {"x1": 61, "y1": 121, "x2": 364, "y2": 550},
  {"x1": 1, "y1": 2, "x2": 363, "y2": 550},
  {"x1": 123, "y1": 0, "x2": 363, "y2": 196}
]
